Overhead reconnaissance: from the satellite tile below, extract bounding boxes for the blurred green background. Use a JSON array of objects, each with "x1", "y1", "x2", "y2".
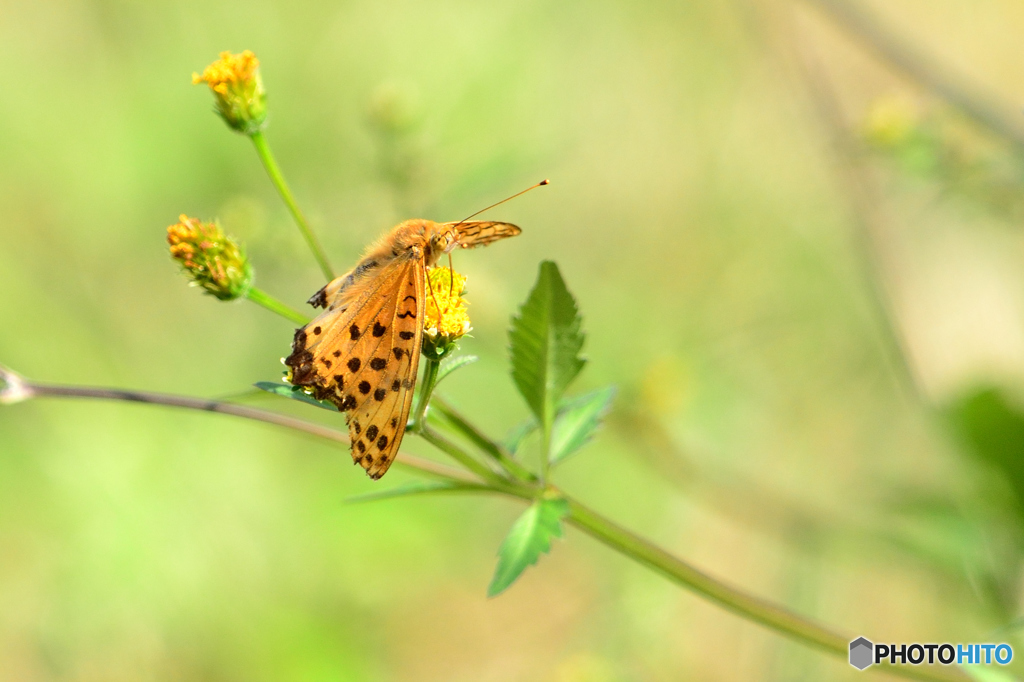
[{"x1": 4, "y1": 0, "x2": 1024, "y2": 679}]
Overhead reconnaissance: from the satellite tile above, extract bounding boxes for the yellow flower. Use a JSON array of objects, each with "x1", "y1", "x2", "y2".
[
  {"x1": 422, "y1": 266, "x2": 471, "y2": 359},
  {"x1": 192, "y1": 50, "x2": 267, "y2": 134},
  {"x1": 167, "y1": 215, "x2": 253, "y2": 300}
]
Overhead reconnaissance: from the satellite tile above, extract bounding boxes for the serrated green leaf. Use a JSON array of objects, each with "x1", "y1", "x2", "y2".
[
  {"x1": 508, "y1": 261, "x2": 586, "y2": 437},
  {"x1": 488, "y1": 497, "x2": 569, "y2": 597},
  {"x1": 503, "y1": 418, "x2": 539, "y2": 455},
  {"x1": 254, "y1": 381, "x2": 339, "y2": 412},
  {"x1": 346, "y1": 480, "x2": 487, "y2": 504},
  {"x1": 551, "y1": 386, "x2": 616, "y2": 464},
  {"x1": 436, "y1": 354, "x2": 479, "y2": 386}
]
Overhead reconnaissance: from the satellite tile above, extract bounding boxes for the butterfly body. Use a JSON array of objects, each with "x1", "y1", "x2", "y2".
[{"x1": 284, "y1": 219, "x2": 521, "y2": 479}]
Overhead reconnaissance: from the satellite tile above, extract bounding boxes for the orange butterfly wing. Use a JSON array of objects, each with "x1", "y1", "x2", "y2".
[
  {"x1": 446, "y1": 221, "x2": 521, "y2": 248},
  {"x1": 285, "y1": 257, "x2": 424, "y2": 479}
]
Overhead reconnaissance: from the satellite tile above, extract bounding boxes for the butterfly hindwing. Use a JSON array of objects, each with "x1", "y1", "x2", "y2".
[
  {"x1": 347, "y1": 259, "x2": 424, "y2": 478},
  {"x1": 285, "y1": 257, "x2": 423, "y2": 479}
]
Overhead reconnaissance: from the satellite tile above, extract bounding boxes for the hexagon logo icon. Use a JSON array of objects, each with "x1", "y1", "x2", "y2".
[{"x1": 849, "y1": 637, "x2": 874, "y2": 670}]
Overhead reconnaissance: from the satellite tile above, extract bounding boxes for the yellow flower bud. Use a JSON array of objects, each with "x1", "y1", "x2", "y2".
[
  {"x1": 422, "y1": 266, "x2": 471, "y2": 359},
  {"x1": 192, "y1": 50, "x2": 267, "y2": 134},
  {"x1": 167, "y1": 215, "x2": 253, "y2": 300}
]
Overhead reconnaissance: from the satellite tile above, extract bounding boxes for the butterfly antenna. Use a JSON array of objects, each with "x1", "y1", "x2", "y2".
[{"x1": 450, "y1": 179, "x2": 550, "y2": 228}]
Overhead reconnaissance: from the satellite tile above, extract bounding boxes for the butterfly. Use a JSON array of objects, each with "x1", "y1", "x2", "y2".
[{"x1": 284, "y1": 218, "x2": 522, "y2": 479}]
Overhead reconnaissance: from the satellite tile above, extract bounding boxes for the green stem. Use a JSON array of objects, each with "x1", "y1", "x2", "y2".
[
  {"x1": 249, "y1": 131, "x2": 335, "y2": 281},
  {"x1": 245, "y1": 287, "x2": 310, "y2": 326},
  {"x1": 1, "y1": 370, "x2": 468, "y2": 484},
  {"x1": 430, "y1": 395, "x2": 536, "y2": 483},
  {"x1": 410, "y1": 357, "x2": 441, "y2": 431},
  {"x1": 1, "y1": 366, "x2": 968, "y2": 681},
  {"x1": 418, "y1": 426, "x2": 509, "y2": 489},
  {"x1": 540, "y1": 416, "x2": 552, "y2": 483},
  {"x1": 562, "y1": 497, "x2": 968, "y2": 682}
]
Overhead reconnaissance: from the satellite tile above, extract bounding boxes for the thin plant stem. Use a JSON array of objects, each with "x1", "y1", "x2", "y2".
[
  {"x1": 0, "y1": 365, "x2": 969, "y2": 680},
  {"x1": 788, "y1": 34, "x2": 924, "y2": 404},
  {"x1": 0, "y1": 370, "x2": 469, "y2": 484},
  {"x1": 539, "y1": 416, "x2": 552, "y2": 483},
  {"x1": 418, "y1": 426, "x2": 511, "y2": 489},
  {"x1": 430, "y1": 395, "x2": 536, "y2": 483},
  {"x1": 563, "y1": 496, "x2": 968, "y2": 682},
  {"x1": 246, "y1": 287, "x2": 310, "y2": 326},
  {"x1": 249, "y1": 130, "x2": 335, "y2": 281}
]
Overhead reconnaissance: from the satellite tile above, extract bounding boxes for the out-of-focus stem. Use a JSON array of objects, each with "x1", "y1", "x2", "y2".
[
  {"x1": 801, "y1": 0, "x2": 1024, "y2": 151},
  {"x1": 249, "y1": 130, "x2": 335, "y2": 281}
]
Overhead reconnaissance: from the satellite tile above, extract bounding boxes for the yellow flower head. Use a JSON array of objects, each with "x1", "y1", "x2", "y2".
[
  {"x1": 422, "y1": 266, "x2": 471, "y2": 359},
  {"x1": 167, "y1": 215, "x2": 253, "y2": 300},
  {"x1": 192, "y1": 50, "x2": 267, "y2": 134}
]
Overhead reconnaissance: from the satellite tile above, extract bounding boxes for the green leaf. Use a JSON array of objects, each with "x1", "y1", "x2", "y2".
[
  {"x1": 346, "y1": 480, "x2": 487, "y2": 504},
  {"x1": 551, "y1": 386, "x2": 616, "y2": 464},
  {"x1": 435, "y1": 354, "x2": 479, "y2": 386},
  {"x1": 488, "y1": 497, "x2": 569, "y2": 597},
  {"x1": 508, "y1": 261, "x2": 586, "y2": 436},
  {"x1": 254, "y1": 381, "x2": 339, "y2": 412},
  {"x1": 948, "y1": 387, "x2": 1024, "y2": 523},
  {"x1": 502, "y1": 418, "x2": 538, "y2": 455}
]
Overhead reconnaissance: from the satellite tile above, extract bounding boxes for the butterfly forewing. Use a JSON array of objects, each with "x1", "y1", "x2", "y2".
[{"x1": 448, "y1": 221, "x2": 521, "y2": 248}]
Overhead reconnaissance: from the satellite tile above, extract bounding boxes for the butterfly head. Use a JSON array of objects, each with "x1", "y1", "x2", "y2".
[{"x1": 421, "y1": 221, "x2": 460, "y2": 265}]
